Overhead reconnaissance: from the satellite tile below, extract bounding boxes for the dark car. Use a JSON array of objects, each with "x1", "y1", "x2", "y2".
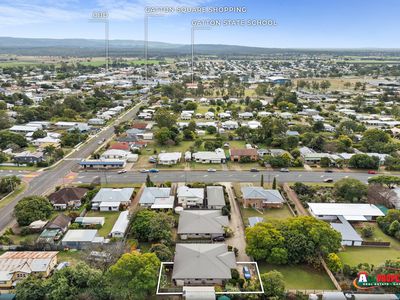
[
  {"x1": 213, "y1": 236, "x2": 225, "y2": 242},
  {"x1": 249, "y1": 168, "x2": 259, "y2": 172},
  {"x1": 325, "y1": 169, "x2": 333, "y2": 173},
  {"x1": 368, "y1": 170, "x2": 377, "y2": 174},
  {"x1": 149, "y1": 169, "x2": 159, "y2": 173}
]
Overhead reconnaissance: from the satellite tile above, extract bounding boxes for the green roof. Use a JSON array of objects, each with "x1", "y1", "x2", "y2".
[{"x1": 376, "y1": 204, "x2": 389, "y2": 215}]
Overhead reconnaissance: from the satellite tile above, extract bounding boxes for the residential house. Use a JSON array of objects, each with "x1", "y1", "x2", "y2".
[
  {"x1": 0, "y1": 251, "x2": 58, "y2": 290},
  {"x1": 14, "y1": 151, "x2": 44, "y2": 164},
  {"x1": 91, "y1": 188, "x2": 134, "y2": 211},
  {"x1": 192, "y1": 149, "x2": 226, "y2": 164},
  {"x1": 206, "y1": 186, "x2": 225, "y2": 210},
  {"x1": 48, "y1": 187, "x2": 88, "y2": 210},
  {"x1": 172, "y1": 244, "x2": 236, "y2": 286},
  {"x1": 221, "y1": 120, "x2": 238, "y2": 130},
  {"x1": 241, "y1": 187, "x2": 285, "y2": 209},
  {"x1": 45, "y1": 214, "x2": 72, "y2": 233},
  {"x1": 109, "y1": 142, "x2": 130, "y2": 151},
  {"x1": 158, "y1": 152, "x2": 182, "y2": 165},
  {"x1": 177, "y1": 186, "x2": 204, "y2": 208},
  {"x1": 178, "y1": 210, "x2": 228, "y2": 239},
  {"x1": 139, "y1": 187, "x2": 174, "y2": 209},
  {"x1": 229, "y1": 148, "x2": 258, "y2": 162}
]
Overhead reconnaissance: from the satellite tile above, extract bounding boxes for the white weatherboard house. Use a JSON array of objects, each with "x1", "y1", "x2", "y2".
[
  {"x1": 308, "y1": 203, "x2": 385, "y2": 246},
  {"x1": 172, "y1": 243, "x2": 236, "y2": 286},
  {"x1": 177, "y1": 186, "x2": 204, "y2": 208},
  {"x1": 192, "y1": 149, "x2": 226, "y2": 164},
  {"x1": 158, "y1": 152, "x2": 182, "y2": 165},
  {"x1": 91, "y1": 188, "x2": 134, "y2": 211}
]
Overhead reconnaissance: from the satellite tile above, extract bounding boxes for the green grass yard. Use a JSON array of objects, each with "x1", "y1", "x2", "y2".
[
  {"x1": 241, "y1": 205, "x2": 293, "y2": 225},
  {"x1": 86, "y1": 211, "x2": 121, "y2": 237},
  {"x1": 57, "y1": 250, "x2": 84, "y2": 266},
  {"x1": 338, "y1": 223, "x2": 400, "y2": 266},
  {"x1": 258, "y1": 262, "x2": 335, "y2": 290}
]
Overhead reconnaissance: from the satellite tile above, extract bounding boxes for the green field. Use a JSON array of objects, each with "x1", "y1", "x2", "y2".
[
  {"x1": 241, "y1": 205, "x2": 293, "y2": 225},
  {"x1": 58, "y1": 250, "x2": 84, "y2": 265},
  {"x1": 86, "y1": 211, "x2": 121, "y2": 237},
  {"x1": 258, "y1": 262, "x2": 335, "y2": 290},
  {"x1": 338, "y1": 223, "x2": 400, "y2": 266}
]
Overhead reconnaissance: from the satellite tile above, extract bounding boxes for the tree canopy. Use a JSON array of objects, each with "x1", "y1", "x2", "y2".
[
  {"x1": 246, "y1": 216, "x2": 341, "y2": 265},
  {"x1": 106, "y1": 252, "x2": 160, "y2": 300},
  {"x1": 14, "y1": 196, "x2": 53, "y2": 226}
]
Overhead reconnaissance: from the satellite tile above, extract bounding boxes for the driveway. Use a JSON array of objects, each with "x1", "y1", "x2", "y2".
[{"x1": 223, "y1": 182, "x2": 250, "y2": 262}]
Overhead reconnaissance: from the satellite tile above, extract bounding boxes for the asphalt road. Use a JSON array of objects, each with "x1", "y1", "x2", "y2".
[
  {"x1": 75, "y1": 169, "x2": 382, "y2": 184},
  {"x1": 0, "y1": 97, "x2": 146, "y2": 231}
]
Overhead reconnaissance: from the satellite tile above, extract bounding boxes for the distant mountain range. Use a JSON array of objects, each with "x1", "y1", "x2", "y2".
[{"x1": 1, "y1": 37, "x2": 400, "y2": 57}]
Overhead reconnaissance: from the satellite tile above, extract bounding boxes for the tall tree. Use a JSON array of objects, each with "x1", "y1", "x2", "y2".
[{"x1": 106, "y1": 252, "x2": 160, "y2": 300}]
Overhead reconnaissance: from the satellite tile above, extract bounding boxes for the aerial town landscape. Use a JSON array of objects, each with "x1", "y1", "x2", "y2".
[{"x1": 0, "y1": 1, "x2": 399, "y2": 300}]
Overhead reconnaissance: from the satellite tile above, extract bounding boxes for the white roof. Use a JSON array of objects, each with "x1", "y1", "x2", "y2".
[
  {"x1": 158, "y1": 152, "x2": 181, "y2": 161},
  {"x1": 308, "y1": 203, "x2": 384, "y2": 218},
  {"x1": 92, "y1": 188, "x2": 134, "y2": 204},
  {"x1": 177, "y1": 186, "x2": 204, "y2": 199},
  {"x1": 62, "y1": 229, "x2": 98, "y2": 242},
  {"x1": 110, "y1": 211, "x2": 129, "y2": 235}
]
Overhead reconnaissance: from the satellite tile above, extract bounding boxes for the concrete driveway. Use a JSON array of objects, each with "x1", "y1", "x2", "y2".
[{"x1": 223, "y1": 182, "x2": 250, "y2": 262}]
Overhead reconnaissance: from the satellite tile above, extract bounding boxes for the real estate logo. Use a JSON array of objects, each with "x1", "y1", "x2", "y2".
[{"x1": 353, "y1": 269, "x2": 400, "y2": 289}]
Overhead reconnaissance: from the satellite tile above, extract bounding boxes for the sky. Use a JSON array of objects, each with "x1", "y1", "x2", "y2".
[{"x1": 0, "y1": 0, "x2": 399, "y2": 48}]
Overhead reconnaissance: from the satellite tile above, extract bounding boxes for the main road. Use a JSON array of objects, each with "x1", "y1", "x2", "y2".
[
  {"x1": 74, "y1": 169, "x2": 381, "y2": 184},
  {"x1": 0, "y1": 96, "x2": 147, "y2": 231}
]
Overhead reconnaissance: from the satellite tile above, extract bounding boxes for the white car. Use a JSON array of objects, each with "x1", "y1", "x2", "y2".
[
  {"x1": 207, "y1": 168, "x2": 217, "y2": 172},
  {"x1": 117, "y1": 169, "x2": 127, "y2": 174}
]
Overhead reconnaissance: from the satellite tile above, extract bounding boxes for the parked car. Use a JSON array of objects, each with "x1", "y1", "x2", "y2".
[
  {"x1": 325, "y1": 169, "x2": 333, "y2": 173},
  {"x1": 212, "y1": 236, "x2": 225, "y2": 242},
  {"x1": 148, "y1": 157, "x2": 157, "y2": 163},
  {"x1": 140, "y1": 169, "x2": 149, "y2": 173},
  {"x1": 324, "y1": 178, "x2": 334, "y2": 183},
  {"x1": 117, "y1": 169, "x2": 127, "y2": 174},
  {"x1": 280, "y1": 168, "x2": 289, "y2": 172},
  {"x1": 207, "y1": 168, "x2": 217, "y2": 172},
  {"x1": 250, "y1": 168, "x2": 259, "y2": 172},
  {"x1": 243, "y1": 266, "x2": 251, "y2": 280},
  {"x1": 149, "y1": 169, "x2": 159, "y2": 173},
  {"x1": 368, "y1": 170, "x2": 377, "y2": 174}
]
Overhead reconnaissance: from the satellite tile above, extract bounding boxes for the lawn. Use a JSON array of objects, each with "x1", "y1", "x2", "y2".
[
  {"x1": 0, "y1": 165, "x2": 39, "y2": 171},
  {"x1": 338, "y1": 223, "x2": 400, "y2": 266},
  {"x1": 241, "y1": 205, "x2": 293, "y2": 225},
  {"x1": 8, "y1": 233, "x2": 39, "y2": 245},
  {"x1": 258, "y1": 262, "x2": 335, "y2": 290},
  {"x1": 189, "y1": 162, "x2": 223, "y2": 170},
  {"x1": 58, "y1": 250, "x2": 84, "y2": 265},
  {"x1": 85, "y1": 211, "x2": 121, "y2": 237}
]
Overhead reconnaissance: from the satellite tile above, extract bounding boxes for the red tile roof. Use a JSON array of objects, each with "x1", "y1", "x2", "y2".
[{"x1": 109, "y1": 142, "x2": 130, "y2": 151}]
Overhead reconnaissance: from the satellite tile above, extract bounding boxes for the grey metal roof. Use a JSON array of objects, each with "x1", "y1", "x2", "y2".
[
  {"x1": 331, "y1": 216, "x2": 363, "y2": 242},
  {"x1": 177, "y1": 210, "x2": 228, "y2": 234},
  {"x1": 241, "y1": 187, "x2": 284, "y2": 203},
  {"x1": 92, "y1": 188, "x2": 134, "y2": 204},
  {"x1": 172, "y1": 244, "x2": 236, "y2": 280},
  {"x1": 62, "y1": 229, "x2": 98, "y2": 242},
  {"x1": 206, "y1": 186, "x2": 225, "y2": 207},
  {"x1": 139, "y1": 187, "x2": 171, "y2": 205}
]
